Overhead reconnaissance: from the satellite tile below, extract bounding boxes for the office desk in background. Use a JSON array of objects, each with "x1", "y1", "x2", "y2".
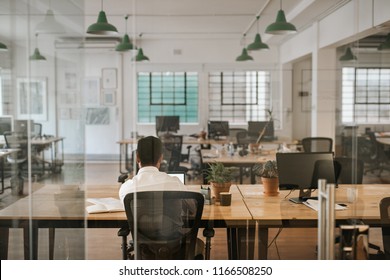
[
  {"x1": 239, "y1": 184, "x2": 390, "y2": 259},
  {"x1": 0, "y1": 136, "x2": 65, "y2": 175},
  {"x1": 0, "y1": 184, "x2": 252, "y2": 260},
  {"x1": 117, "y1": 136, "x2": 231, "y2": 174},
  {"x1": 201, "y1": 149, "x2": 275, "y2": 183}
]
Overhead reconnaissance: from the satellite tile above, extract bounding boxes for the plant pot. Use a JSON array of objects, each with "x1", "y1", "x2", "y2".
[
  {"x1": 248, "y1": 143, "x2": 261, "y2": 154},
  {"x1": 261, "y1": 177, "x2": 279, "y2": 196},
  {"x1": 210, "y1": 182, "x2": 231, "y2": 202}
]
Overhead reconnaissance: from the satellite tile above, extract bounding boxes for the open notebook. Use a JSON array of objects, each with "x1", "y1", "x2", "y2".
[
  {"x1": 86, "y1": 197, "x2": 124, "y2": 214},
  {"x1": 303, "y1": 199, "x2": 347, "y2": 211}
]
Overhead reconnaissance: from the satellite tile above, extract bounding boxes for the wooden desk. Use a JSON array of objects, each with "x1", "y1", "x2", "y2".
[
  {"x1": 238, "y1": 184, "x2": 390, "y2": 259},
  {"x1": 0, "y1": 184, "x2": 252, "y2": 260},
  {"x1": 377, "y1": 137, "x2": 390, "y2": 146},
  {"x1": 201, "y1": 149, "x2": 274, "y2": 183}
]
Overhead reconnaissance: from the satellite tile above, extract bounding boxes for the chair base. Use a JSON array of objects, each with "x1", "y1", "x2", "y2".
[{"x1": 10, "y1": 175, "x2": 24, "y2": 196}]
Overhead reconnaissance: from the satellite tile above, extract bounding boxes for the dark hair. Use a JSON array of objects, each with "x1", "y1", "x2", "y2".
[{"x1": 137, "y1": 136, "x2": 162, "y2": 166}]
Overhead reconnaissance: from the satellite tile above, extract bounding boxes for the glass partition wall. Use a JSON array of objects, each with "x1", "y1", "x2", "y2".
[{"x1": 1, "y1": 0, "x2": 389, "y2": 260}]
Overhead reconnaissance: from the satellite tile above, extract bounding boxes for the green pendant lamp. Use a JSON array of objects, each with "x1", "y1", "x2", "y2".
[
  {"x1": 247, "y1": 16, "x2": 269, "y2": 51},
  {"x1": 134, "y1": 34, "x2": 149, "y2": 61},
  {"x1": 135, "y1": 48, "x2": 149, "y2": 61},
  {"x1": 236, "y1": 34, "x2": 253, "y2": 61},
  {"x1": 115, "y1": 15, "x2": 134, "y2": 52},
  {"x1": 30, "y1": 34, "x2": 46, "y2": 61},
  {"x1": 87, "y1": 0, "x2": 118, "y2": 35},
  {"x1": 378, "y1": 33, "x2": 390, "y2": 50},
  {"x1": 30, "y1": 48, "x2": 46, "y2": 61},
  {"x1": 339, "y1": 47, "x2": 357, "y2": 61},
  {"x1": 236, "y1": 48, "x2": 253, "y2": 61},
  {"x1": 35, "y1": 9, "x2": 65, "y2": 34},
  {"x1": 0, "y1": 42, "x2": 8, "y2": 51},
  {"x1": 265, "y1": 0, "x2": 297, "y2": 35}
]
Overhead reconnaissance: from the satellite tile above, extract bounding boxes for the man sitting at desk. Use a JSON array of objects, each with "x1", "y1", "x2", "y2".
[
  {"x1": 119, "y1": 136, "x2": 190, "y2": 198},
  {"x1": 118, "y1": 136, "x2": 203, "y2": 258}
]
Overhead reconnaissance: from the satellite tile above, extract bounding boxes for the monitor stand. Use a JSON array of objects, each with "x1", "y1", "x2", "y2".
[{"x1": 289, "y1": 188, "x2": 314, "y2": 204}]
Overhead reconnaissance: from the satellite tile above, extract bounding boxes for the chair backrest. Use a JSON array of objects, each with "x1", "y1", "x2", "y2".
[
  {"x1": 379, "y1": 197, "x2": 390, "y2": 259},
  {"x1": 123, "y1": 191, "x2": 204, "y2": 260},
  {"x1": 236, "y1": 131, "x2": 252, "y2": 147},
  {"x1": 302, "y1": 137, "x2": 333, "y2": 152},
  {"x1": 334, "y1": 157, "x2": 364, "y2": 184},
  {"x1": 33, "y1": 123, "x2": 42, "y2": 137},
  {"x1": 3, "y1": 131, "x2": 28, "y2": 161},
  {"x1": 160, "y1": 135, "x2": 183, "y2": 171}
]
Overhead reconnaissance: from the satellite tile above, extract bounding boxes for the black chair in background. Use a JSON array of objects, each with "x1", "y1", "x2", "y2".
[
  {"x1": 379, "y1": 197, "x2": 390, "y2": 259},
  {"x1": 364, "y1": 131, "x2": 390, "y2": 176},
  {"x1": 302, "y1": 137, "x2": 333, "y2": 152},
  {"x1": 236, "y1": 130, "x2": 252, "y2": 149},
  {"x1": 120, "y1": 191, "x2": 204, "y2": 260},
  {"x1": 334, "y1": 157, "x2": 364, "y2": 184},
  {"x1": 4, "y1": 132, "x2": 28, "y2": 195},
  {"x1": 33, "y1": 123, "x2": 42, "y2": 138}
]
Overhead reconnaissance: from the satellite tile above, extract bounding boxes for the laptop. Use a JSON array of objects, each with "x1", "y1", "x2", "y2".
[{"x1": 167, "y1": 171, "x2": 186, "y2": 184}]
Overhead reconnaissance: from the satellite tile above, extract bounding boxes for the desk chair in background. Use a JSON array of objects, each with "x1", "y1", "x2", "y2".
[
  {"x1": 334, "y1": 157, "x2": 364, "y2": 184},
  {"x1": 119, "y1": 191, "x2": 204, "y2": 260},
  {"x1": 364, "y1": 132, "x2": 390, "y2": 176},
  {"x1": 301, "y1": 137, "x2": 333, "y2": 152},
  {"x1": 3, "y1": 132, "x2": 28, "y2": 195}
]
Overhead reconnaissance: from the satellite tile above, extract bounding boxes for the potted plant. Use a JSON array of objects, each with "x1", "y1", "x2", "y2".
[
  {"x1": 253, "y1": 160, "x2": 279, "y2": 196},
  {"x1": 205, "y1": 162, "x2": 234, "y2": 202}
]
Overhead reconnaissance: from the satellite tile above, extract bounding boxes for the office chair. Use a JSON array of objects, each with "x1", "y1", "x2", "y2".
[
  {"x1": 334, "y1": 157, "x2": 364, "y2": 184},
  {"x1": 301, "y1": 137, "x2": 333, "y2": 152},
  {"x1": 33, "y1": 123, "x2": 42, "y2": 138},
  {"x1": 236, "y1": 130, "x2": 252, "y2": 149},
  {"x1": 4, "y1": 132, "x2": 28, "y2": 195},
  {"x1": 379, "y1": 197, "x2": 390, "y2": 259},
  {"x1": 119, "y1": 191, "x2": 204, "y2": 260},
  {"x1": 364, "y1": 132, "x2": 390, "y2": 176}
]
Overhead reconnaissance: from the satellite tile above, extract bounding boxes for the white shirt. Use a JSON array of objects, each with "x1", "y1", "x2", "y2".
[{"x1": 118, "y1": 166, "x2": 188, "y2": 202}]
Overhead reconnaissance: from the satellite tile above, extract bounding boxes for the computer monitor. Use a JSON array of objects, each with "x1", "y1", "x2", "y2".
[
  {"x1": 247, "y1": 121, "x2": 274, "y2": 141},
  {"x1": 276, "y1": 152, "x2": 336, "y2": 204},
  {"x1": 155, "y1": 116, "x2": 180, "y2": 135},
  {"x1": 0, "y1": 116, "x2": 13, "y2": 135},
  {"x1": 14, "y1": 119, "x2": 35, "y2": 136},
  {"x1": 208, "y1": 121, "x2": 229, "y2": 139}
]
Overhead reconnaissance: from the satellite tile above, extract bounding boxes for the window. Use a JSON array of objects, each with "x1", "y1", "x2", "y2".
[
  {"x1": 342, "y1": 67, "x2": 390, "y2": 124},
  {"x1": 208, "y1": 71, "x2": 271, "y2": 123},
  {"x1": 137, "y1": 72, "x2": 198, "y2": 123}
]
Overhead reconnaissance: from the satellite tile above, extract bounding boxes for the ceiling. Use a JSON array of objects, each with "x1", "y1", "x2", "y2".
[{"x1": 0, "y1": 0, "x2": 388, "y2": 50}]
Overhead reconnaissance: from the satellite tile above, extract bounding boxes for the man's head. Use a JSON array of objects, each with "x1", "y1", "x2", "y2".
[{"x1": 136, "y1": 136, "x2": 163, "y2": 167}]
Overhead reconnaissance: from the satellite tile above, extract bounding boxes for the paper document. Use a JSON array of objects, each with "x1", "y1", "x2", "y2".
[
  {"x1": 86, "y1": 197, "x2": 124, "y2": 214},
  {"x1": 303, "y1": 198, "x2": 347, "y2": 211}
]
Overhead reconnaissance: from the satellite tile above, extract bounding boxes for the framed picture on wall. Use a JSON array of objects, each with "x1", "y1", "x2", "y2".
[
  {"x1": 16, "y1": 77, "x2": 47, "y2": 120},
  {"x1": 82, "y1": 77, "x2": 100, "y2": 106},
  {"x1": 102, "y1": 90, "x2": 116, "y2": 106},
  {"x1": 102, "y1": 68, "x2": 117, "y2": 89}
]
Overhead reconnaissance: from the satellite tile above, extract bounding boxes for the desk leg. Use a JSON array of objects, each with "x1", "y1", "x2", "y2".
[
  {"x1": 23, "y1": 222, "x2": 38, "y2": 260},
  {"x1": 226, "y1": 228, "x2": 237, "y2": 259},
  {"x1": 203, "y1": 227, "x2": 215, "y2": 260},
  {"x1": 227, "y1": 226, "x2": 255, "y2": 260},
  {"x1": 0, "y1": 228, "x2": 9, "y2": 259},
  {"x1": 258, "y1": 226, "x2": 269, "y2": 259},
  {"x1": 49, "y1": 228, "x2": 55, "y2": 260}
]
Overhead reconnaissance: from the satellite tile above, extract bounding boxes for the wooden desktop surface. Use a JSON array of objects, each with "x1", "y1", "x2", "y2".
[
  {"x1": 2, "y1": 183, "x2": 388, "y2": 259},
  {"x1": 238, "y1": 184, "x2": 390, "y2": 259},
  {"x1": 0, "y1": 184, "x2": 251, "y2": 223}
]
